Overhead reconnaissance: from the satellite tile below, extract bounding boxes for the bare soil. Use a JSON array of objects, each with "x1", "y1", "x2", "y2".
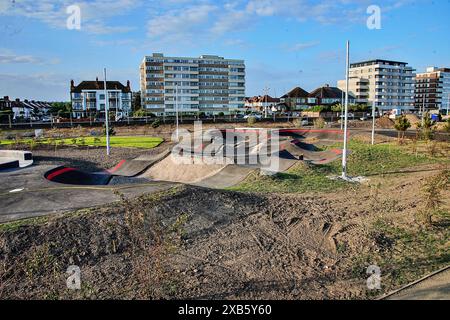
[{"x1": 0, "y1": 163, "x2": 448, "y2": 300}]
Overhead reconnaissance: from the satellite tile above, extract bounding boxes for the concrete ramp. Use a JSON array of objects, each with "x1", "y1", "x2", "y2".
[
  {"x1": 107, "y1": 150, "x2": 170, "y2": 177},
  {"x1": 194, "y1": 165, "x2": 256, "y2": 189},
  {"x1": 0, "y1": 150, "x2": 33, "y2": 169}
]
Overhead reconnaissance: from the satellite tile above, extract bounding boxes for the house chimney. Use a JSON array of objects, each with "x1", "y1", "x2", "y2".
[
  {"x1": 127, "y1": 80, "x2": 131, "y2": 89},
  {"x1": 16, "y1": 98, "x2": 20, "y2": 102},
  {"x1": 70, "y1": 79, "x2": 75, "y2": 89}
]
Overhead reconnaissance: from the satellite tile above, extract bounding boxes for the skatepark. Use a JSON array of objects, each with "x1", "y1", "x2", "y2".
[{"x1": 0, "y1": 128, "x2": 344, "y2": 223}]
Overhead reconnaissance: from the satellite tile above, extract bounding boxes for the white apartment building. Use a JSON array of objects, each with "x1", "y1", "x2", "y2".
[
  {"x1": 140, "y1": 53, "x2": 245, "y2": 116},
  {"x1": 70, "y1": 79, "x2": 132, "y2": 119},
  {"x1": 415, "y1": 67, "x2": 450, "y2": 113},
  {"x1": 338, "y1": 59, "x2": 415, "y2": 111}
]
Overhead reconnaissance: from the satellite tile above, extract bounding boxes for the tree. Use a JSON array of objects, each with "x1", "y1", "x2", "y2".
[
  {"x1": 132, "y1": 91, "x2": 141, "y2": 112},
  {"x1": 444, "y1": 118, "x2": 450, "y2": 133},
  {"x1": 50, "y1": 102, "x2": 72, "y2": 118},
  {"x1": 394, "y1": 115, "x2": 411, "y2": 143},
  {"x1": 416, "y1": 112, "x2": 435, "y2": 140}
]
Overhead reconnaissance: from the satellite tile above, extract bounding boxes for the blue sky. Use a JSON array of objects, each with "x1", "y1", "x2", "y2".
[{"x1": 0, "y1": 0, "x2": 449, "y2": 101}]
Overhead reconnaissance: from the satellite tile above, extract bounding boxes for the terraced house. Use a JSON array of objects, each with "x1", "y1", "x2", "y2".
[
  {"x1": 140, "y1": 53, "x2": 246, "y2": 116},
  {"x1": 70, "y1": 79, "x2": 132, "y2": 119}
]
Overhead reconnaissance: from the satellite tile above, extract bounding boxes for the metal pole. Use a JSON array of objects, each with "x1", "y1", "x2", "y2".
[
  {"x1": 116, "y1": 92, "x2": 118, "y2": 122},
  {"x1": 175, "y1": 84, "x2": 179, "y2": 140},
  {"x1": 340, "y1": 90, "x2": 344, "y2": 130},
  {"x1": 342, "y1": 41, "x2": 350, "y2": 179},
  {"x1": 371, "y1": 100, "x2": 376, "y2": 145},
  {"x1": 422, "y1": 92, "x2": 425, "y2": 127},
  {"x1": 104, "y1": 68, "x2": 111, "y2": 156}
]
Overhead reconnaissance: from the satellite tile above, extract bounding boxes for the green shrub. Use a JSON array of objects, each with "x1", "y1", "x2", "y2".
[
  {"x1": 313, "y1": 117, "x2": 326, "y2": 128},
  {"x1": 103, "y1": 124, "x2": 116, "y2": 136},
  {"x1": 293, "y1": 118, "x2": 303, "y2": 128},
  {"x1": 394, "y1": 115, "x2": 411, "y2": 143},
  {"x1": 444, "y1": 118, "x2": 450, "y2": 133},
  {"x1": 247, "y1": 116, "x2": 257, "y2": 126},
  {"x1": 151, "y1": 119, "x2": 161, "y2": 128}
]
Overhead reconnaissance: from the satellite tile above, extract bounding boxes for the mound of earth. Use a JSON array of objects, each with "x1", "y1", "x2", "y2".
[
  {"x1": 376, "y1": 116, "x2": 394, "y2": 129},
  {"x1": 405, "y1": 114, "x2": 420, "y2": 127}
]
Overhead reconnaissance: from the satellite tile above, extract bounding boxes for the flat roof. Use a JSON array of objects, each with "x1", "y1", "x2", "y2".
[
  {"x1": 350, "y1": 59, "x2": 408, "y2": 67},
  {"x1": 143, "y1": 53, "x2": 244, "y2": 63}
]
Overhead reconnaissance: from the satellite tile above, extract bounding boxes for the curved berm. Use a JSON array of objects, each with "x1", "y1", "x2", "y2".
[
  {"x1": 0, "y1": 150, "x2": 33, "y2": 170},
  {"x1": 107, "y1": 150, "x2": 170, "y2": 176},
  {"x1": 44, "y1": 166, "x2": 112, "y2": 185}
]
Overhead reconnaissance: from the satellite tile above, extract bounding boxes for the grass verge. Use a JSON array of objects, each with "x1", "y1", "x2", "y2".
[
  {"x1": 352, "y1": 213, "x2": 450, "y2": 297},
  {"x1": 231, "y1": 140, "x2": 447, "y2": 194},
  {"x1": 0, "y1": 136, "x2": 164, "y2": 149}
]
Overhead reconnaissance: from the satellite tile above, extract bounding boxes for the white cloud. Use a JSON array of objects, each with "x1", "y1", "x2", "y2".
[
  {"x1": 0, "y1": 0, "x2": 140, "y2": 34},
  {"x1": 287, "y1": 41, "x2": 321, "y2": 52},
  {"x1": 0, "y1": 49, "x2": 59, "y2": 65},
  {"x1": 148, "y1": 4, "x2": 216, "y2": 39}
]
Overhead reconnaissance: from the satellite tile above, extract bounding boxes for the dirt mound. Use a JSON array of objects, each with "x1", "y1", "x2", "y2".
[
  {"x1": 141, "y1": 155, "x2": 226, "y2": 183},
  {"x1": 376, "y1": 116, "x2": 394, "y2": 129},
  {"x1": 0, "y1": 186, "x2": 357, "y2": 299},
  {"x1": 405, "y1": 114, "x2": 420, "y2": 126}
]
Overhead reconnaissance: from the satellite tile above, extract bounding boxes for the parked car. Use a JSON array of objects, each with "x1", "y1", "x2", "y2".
[
  {"x1": 340, "y1": 113, "x2": 355, "y2": 118},
  {"x1": 243, "y1": 113, "x2": 262, "y2": 120}
]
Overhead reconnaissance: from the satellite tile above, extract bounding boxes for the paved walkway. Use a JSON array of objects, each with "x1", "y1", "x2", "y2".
[{"x1": 383, "y1": 267, "x2": 450, "y2": 300}]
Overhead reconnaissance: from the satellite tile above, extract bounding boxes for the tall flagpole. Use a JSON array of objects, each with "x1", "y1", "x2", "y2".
[
  {"x1": 342, "y1": 41, "x2": 350, "y2": 179},
  {"x1": 104, "y1": 68, "x2": 111, "y2": 156},
  {"x1": 340, "y1": 89, "x2": 344, "y2": 130}
]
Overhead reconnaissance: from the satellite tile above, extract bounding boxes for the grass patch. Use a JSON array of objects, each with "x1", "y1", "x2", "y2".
[
  {"x1": 0, "y1": 136, "x2": 164, "y2": 149},
  {"x1": 325, "y1": 141, "x2": 444, "y2": 176},
  {"x1": 352, "y1": 216, "x2": 450, "y2": 295},
  {"x1": 229, "y1": 162, "x2": 348, "y2": 193},
  {"x1": 231, "y1": 140, "x2": 446, "y2": 194},
  {"x1": 0, "y1": 215, "x2": 50, "y2": 232}
]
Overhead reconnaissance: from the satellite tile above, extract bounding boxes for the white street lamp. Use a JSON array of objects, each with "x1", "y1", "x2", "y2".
[
  {"x1": 342, "y1": 40, "x2": 350, "y2": 179},
  {"x1": 175, "y1": 83, "x2": 179, "y2": 140},
  {"x1": 371, "y1": 100, "x2": 376, "y2": 145},
  {"x1": 103, "y1": 68, "x2": 111, "y2": 156}
]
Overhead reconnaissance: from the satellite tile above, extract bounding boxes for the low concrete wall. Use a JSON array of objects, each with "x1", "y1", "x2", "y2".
[{"x1": 0, "y1": 150, "x2": 33, "y2": 168}]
